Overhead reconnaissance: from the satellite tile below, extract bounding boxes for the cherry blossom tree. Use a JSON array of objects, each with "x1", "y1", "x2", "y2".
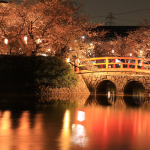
[
  {"x1": 0, "y1": 0, "x2": 105, "y2": 58},
  {"x1": 127, "y1": 26, "x2": 150, "y2": 58}
]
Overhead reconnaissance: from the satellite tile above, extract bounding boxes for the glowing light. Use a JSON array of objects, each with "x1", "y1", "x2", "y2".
[
  {"x1": 24, "y1": 36, "x2": 27, "y2": 44},
  {"x1": 64, "y1": 110, "x2": 70, "y2": 129},
  {"x1": 48, "y1": 49, "x2": 51, "y2": 51},
  {"x1": 37, "y1": 39, "x2": 41, "y2": 43},
  {"x1": 4, "y1": 38, "x2": 8, "y2": 44},
  {"x1": 90, "y1": 43, "x2": 93, "y2": 46},
  {"x1": 41, "y1": 54, "x2": 47, "y2": 56},
  {"x1": 81, "y1": 36, "x2": 85, "y2": 39},
  {"x1": 116, "y1": 59, "x2": 121, "y2": 63},
  {"x1": 77, "y1": 111, "x2": 85, "y2": 121},
  {"x1": 130, "y1": 53, "x2": 132, "y2": 56},
  {"x1": 1, "y1": 111, "x2": 11, "y2": 130},
  {"x1": 71, "y1": 124, "x2": 88, "y2": 147},
  {"x1": 37, "y1": 53, "x2": 48, "y2": 56},
  {"x1": 59, "y1": 110, "x2": 71, "y2": 149},
  {"x1": 140, "y1": 50, "x2": 142, "y2": 54},
  {"x1": 66, "y1": 58, "x2": 70, "y2": 62},
  {"x1": 108, "y1": 91, "x2": 110, "y2": 98},
  {"x1": 112, "y1": 49, "x2": 114, "y2": 53}
]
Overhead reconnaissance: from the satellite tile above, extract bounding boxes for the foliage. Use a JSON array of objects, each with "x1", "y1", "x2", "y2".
[
  {"x1": 127, "y1": 26, "x2": 150, "y2": 58},
  {"x1": 0, "y1": 0, "x2": 104, "y2": 59},
  {"x1": 0, "y1": 55, "x2": 78, "y2": 88}
]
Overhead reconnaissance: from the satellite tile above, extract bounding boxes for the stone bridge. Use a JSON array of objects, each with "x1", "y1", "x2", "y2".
[
  {"x1": 80, "y1": 72, "x2": 150, "y2": 96},
  {"x1": 75, "y1": 57, "x2": 150, "y2": 96}
]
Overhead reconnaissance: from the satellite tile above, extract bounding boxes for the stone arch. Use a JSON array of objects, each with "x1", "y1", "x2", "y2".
[
  {"x1": 96, "y1": 80, "x2": 116, "y2": 94},
  {"x1": 123, "y1": 80, "x2": 145, "y2": 95},
  {"x1": 95, "y1": 79, "x2": 117, "y2": 105}
]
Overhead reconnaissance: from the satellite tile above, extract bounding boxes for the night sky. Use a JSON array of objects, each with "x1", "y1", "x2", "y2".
[
  {"x1": 74, "y1": 0, "x2": 150, "y2": 26},
  {"x1": 4, "y1": 0, "x2": 150, "y2": 26}
]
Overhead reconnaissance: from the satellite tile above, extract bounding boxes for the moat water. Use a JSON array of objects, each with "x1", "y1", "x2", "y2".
[{"x1": 0, "y1": 94, "x2": 150, "y2": 150}]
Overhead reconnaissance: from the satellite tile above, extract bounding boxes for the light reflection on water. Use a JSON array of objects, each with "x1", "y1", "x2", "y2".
[{"x1": 0, "y1": 95, "x2": 150, "y2": 150}]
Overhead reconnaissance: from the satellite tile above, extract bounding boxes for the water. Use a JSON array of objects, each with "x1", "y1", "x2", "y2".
[{"x1": 0, "y1": 95, "x2": 150, "y2": 150}]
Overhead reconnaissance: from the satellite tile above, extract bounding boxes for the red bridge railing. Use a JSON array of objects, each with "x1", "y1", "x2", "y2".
[{"x1": 75, "y1": 57, "x2": 150, "y2": 73}]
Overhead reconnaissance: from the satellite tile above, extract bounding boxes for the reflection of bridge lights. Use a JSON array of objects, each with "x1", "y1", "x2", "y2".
[
  {"x1": 108, "y1": 91, "x2": 110, "y2": 99},
  {"x1": 77, "y1": 111, "x2": 85, "y2": 121},
  {"x1": 71, "y1": 124, "x2": 88, "y2": 147}
]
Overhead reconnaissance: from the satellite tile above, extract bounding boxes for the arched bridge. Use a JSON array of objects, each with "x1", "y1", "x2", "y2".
[{"x1": 75, "y1": 57, "x2": 150, "y2": 97}]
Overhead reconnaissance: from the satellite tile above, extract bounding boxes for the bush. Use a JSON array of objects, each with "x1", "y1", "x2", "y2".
[{"x1": 0, "y1": 55, "x2": 78, "y2": 88}]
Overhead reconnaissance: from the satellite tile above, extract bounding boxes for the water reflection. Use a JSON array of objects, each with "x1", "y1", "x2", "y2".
[
  {"x1": 124, "y1": 94, "x2": 145, "y2": 106},
  {"x1": 0, "y1": 110, "x2": 43, "y2": 150},
  {"x1": 71, "y1": 124, "x2": 88, "y2": 148},
  {"x1": 1, "y1": 99, "x2": 150, "y2": 150},
  {"x1": 85, "y1": 93, "x2": 146, "y2": 108},
  {"x1": 1, "y1": 92, "x2": 150, "y2": 150},
  {"x1": 59, "y1": 110, "x2": 71, "y2": 150},
  {"x1": 85, "y1": 94, "x2": 116, "y2": 106},
  {"x1": 71, "y1": 110, "x2": 88, "y2": 148}
]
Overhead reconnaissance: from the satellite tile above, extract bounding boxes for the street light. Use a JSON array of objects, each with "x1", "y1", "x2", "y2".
[
  {"x1": 112, "y1": 49, "x2": 114, "y2": 53},
  {"x1": 130, "y1": 53, "x2": 132, "y2": 57}
]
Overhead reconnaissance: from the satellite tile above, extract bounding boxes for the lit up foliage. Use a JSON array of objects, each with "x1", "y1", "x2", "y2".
[
  {"x1": 94, "y1": 25, "x2": 150, "y2": 58},
  {"x1": 109, "y1": 26, "x2": 150, "y2": 58},
  {"x1": 110, "y1": 36, "x2": 138, "y2": 57},
  {"x1": 127, "y1": 26, "x2": 150, "y2": 58},
  {"x1": 0, "y1": 0, "x2": 103, "y2": 56}
]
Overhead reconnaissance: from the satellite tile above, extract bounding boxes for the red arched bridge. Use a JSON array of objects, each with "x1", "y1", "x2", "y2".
[
  {"x1": 75, "y1": 57, "x2": 150, "y2": 73},
  {"x1": 73, "y1": 57, "x2": 150, "y2": 98}
]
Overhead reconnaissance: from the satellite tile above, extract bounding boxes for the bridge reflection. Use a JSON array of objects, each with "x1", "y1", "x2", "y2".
[
  {"x1": 85, "y1": 94, "x2": 146, "y2": 107},
  {"x1": 124, "y1": 81, "x2": 145, "y2": 96}
]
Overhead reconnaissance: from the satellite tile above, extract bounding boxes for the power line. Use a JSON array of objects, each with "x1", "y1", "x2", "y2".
[
  {"x1": 114, "y1": 7, "x2": 150, "y2": 16},
  {"x1": 90, "y1": 7, "x2": 150, "y2": 18},
  {"x1": 116, "y1": 18, "x2": 139, "y2": 23}
]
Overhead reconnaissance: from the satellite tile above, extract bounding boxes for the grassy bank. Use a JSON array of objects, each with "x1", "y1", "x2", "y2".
[{"x1": 0, "y1": 55, "x2": 78, "y2": 88}]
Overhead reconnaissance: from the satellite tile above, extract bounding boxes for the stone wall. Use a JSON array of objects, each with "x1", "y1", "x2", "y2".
[
  {"x1": 0, "y1": 74, "x2": 90, "y2": 105},
  {"x1": 81, "y1": 72, "x2": 150, "y2": 96},
  {"x1": 37, "y1": 74, "x2": 90, "y2": 104}
]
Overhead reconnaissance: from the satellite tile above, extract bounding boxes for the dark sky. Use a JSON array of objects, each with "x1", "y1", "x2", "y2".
[
  {"x1": 4, "y1": 0, "x2": 150, "y2": 26},
  {"x1": 75, "y1": 0, "x2": 150, "y2": 26}
]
